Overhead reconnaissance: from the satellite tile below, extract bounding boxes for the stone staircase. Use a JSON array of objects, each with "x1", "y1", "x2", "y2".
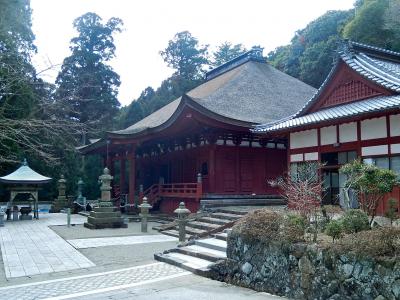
[
  {"x1": 154, "y1": 230, "x2": 229, "y2": 276},
  {"x1": 154, "y1": 208, "x2": 252, "y2": 275},
  {"x1": 159, "y1": 208, "x2": 246, "y2": 239}
]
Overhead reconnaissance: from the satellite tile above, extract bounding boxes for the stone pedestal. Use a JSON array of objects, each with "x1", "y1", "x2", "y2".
[
  {"x1": 50, "y1": 175, "x2": 68, "y2": 213},
  {"x1": 84, "y1": 168, "x2": 127, "y2": 229},
  {"x1": 84, "y1": 206, "x2": 127, "y2": 229}
]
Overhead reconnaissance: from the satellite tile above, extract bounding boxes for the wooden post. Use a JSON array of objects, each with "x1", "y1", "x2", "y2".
[
  {"x1": 197, "y1": 173, "x2": 203, "y2": 202},
  {"x1": 129, "y1": 148, "x2": 136, "y2": 207},
  {"x1": 208, "y1": 145, "x2": 216, "y2": 193},
  {"x1": 120, "y1": 158, "x2": 126, "y2": 194}
]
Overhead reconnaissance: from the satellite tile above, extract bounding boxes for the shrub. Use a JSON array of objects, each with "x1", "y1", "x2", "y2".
[
  {"x1": 385, "y1": 198, "x2": 399, "y2": 226},
  {"x1": 233, "y1": 209, "x2": 305, "y2": 244},
  {"x1": 321, "y1": 205, "x2": 343, "y2": 222},
  {"x1": 286, "y1": 213, "x2": 307, "y2": 231},
  {"x1": 341, "y1": 209, "x2": 369, "y2": 234},
  {"x1": 333, "y1": 227, "x2": 400, "y2": 258},
  {"x1": 325, "y1": 220, "x2": 343, "y2": 242}
]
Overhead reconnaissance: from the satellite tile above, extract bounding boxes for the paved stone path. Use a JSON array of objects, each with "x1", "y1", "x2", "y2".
[
  {"x1": 0, "y1": 262, "x2": 189, "y2": 300},
  {"x1": 67, "y1": 235, "x2": 177, "y2": 249},
  {"x1": 0, "y1": 214, "x2": 94, "y2": 278}
]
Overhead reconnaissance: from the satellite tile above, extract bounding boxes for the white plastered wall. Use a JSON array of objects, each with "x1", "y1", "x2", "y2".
[
  {"x1": 390, "y1": 114, "x2": 400, "y2": 137},
  {"x1": 320, "y1": 126, "x2": 337, "y2": 145},
  {"x1": 290, "y1": 154, "x2": 303, "y2": 162},
  {"x1": 361, "y1": 145, "x2": 388, "y2": 156},
  {"x1": 339, "y1": 122, "x2": 357, "y2": 143},
  {"x1": 391, "y1": 143, "x2": 400, "y2": 154},
  {"x1": 304, "y1": 152, "x2": 318, "y2": 161},
  {"x1": 361, "y1": 117, "x2": 387, "y2": 140},
  {"x1": 290, "y1": 129, "x2": 318, "y2": 149}
]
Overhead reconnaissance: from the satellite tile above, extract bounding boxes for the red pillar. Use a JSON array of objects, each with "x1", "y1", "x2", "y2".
[
  {"x1": 208, "y1": 145, "x2": 216, "y2": 193},
  {"x1": 120, "y1": 158, "x2": 126, "y2": 194},
  {"x1": 129, "y1": 148, "x2": 136, "y2": 206}
]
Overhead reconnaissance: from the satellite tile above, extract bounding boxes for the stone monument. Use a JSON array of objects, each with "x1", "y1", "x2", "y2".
[
  {"x1": 50, "y1": 175, "x2": 68, "y2": 213},
  {"x1": 84, "y1": 167, "x2": 127, "y2": 229}
]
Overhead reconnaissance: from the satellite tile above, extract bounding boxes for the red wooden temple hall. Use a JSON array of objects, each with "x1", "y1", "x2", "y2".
[
  {"x1": 79, "y1": 47, "x2": 316, "y2": 213},
  {"x1": 254, "y1": 41, "x2": 400, "y2": 215}
]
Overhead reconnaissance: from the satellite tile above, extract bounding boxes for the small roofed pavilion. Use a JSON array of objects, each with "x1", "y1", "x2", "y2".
[{"x1": 0, "y1": 159, "x2": 52, "y2": 219}]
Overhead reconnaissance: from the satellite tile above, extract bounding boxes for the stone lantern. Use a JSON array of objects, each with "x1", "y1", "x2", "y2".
[
  {"x1": 174, "y1": 202, "x2": 191, "y2": 245},
  {"x1": 76, "y1": 178, "x2": 85, "y2": 206},
  {"x1": 51, "y1": 175, "x2": 68, "y2": 213},
  {"x1": 139, "y1": 197, "x2": 152, "y2": 232},
  {"x1": 98, "y1": 167, "x2": 113, "y2": 206},
  {"x1": 84, "y1": 167, "x2": 127, "y2": 229}
]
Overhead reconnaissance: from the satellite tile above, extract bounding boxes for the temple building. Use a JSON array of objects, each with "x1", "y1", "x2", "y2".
[
  {"x1": 255, "y1": 41, "x2": 400, "y2": 215},
  {"x1": 80, "y1": 47, "x2": 316, "y2": 212}
]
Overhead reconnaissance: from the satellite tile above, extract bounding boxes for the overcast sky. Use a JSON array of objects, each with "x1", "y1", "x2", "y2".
[{"x1": 31, "y1": 0, "x2": 355, "y2": 106}]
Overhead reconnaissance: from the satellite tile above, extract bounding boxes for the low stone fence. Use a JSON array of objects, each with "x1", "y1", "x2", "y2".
[{"x1": 209, "y1": 229, "x2": 400, "y2": 300}]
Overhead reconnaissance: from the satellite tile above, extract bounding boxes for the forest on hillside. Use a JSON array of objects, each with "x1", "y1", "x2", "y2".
[{"x1": 1, "y1": 0, "x2": 399, "y2": 199}]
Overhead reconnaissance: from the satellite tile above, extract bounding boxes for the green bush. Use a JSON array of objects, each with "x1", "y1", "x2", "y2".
[
  {"x1": 341, "y1": 209, "x2": 369, "y2": 234},
  {"x1": 325, "y1": 220, "x2": 343, "y2": 242},
  {"x1": 286, "y1": 213, "x2": 307, "y2": 230},
  {"x1": 385, "y1": 198, "x2": 399, "y2": 226}
]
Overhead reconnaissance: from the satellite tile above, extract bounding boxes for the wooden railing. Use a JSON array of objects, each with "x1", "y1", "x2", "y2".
[{"x1": 140, "y1": 181, "x2": 203, "y2": 206}]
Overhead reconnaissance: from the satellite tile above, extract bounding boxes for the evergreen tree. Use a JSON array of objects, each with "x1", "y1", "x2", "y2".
[
  {"x1": 211, "y1": 42, "x2": 247, "y2": 67},
  {"x1": 55, "y1": 12, "x2": 123, "y2": 137},
  {"x1": 268, "y1": 10, "x2": 353, "y2": 87},
  {"x1": 160, "y1": 31, "x2": 209, "y2": 80},
  {"x1": 344, "y1": 0, "x2": 400, "y2": 51}
]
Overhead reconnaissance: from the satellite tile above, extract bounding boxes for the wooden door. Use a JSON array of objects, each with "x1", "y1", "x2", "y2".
[
  {"x1": 222, "y1": 153, "x2": 236, "y2": 193},
  {"x1": 240, "y1": 158, "x2": 253, "y2": 192}
]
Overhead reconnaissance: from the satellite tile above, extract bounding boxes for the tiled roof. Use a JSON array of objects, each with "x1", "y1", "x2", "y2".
[
  {"x1": 254, "y1": 94, "x2": 400, "y2": 132},
  {"x1": 294, "y1": 41, "x2": 400, "y2": 118},
  {"x1": 255, "y1": 41, "x2": 400, "y2": 133}
]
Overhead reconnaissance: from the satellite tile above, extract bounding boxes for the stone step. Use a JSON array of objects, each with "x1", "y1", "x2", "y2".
[
  {"x1": 184, "y1": 226, "x2": 208, "y2": 236},
  {"x1": 195, "y1": 238, "x2": 227, "y2": 252},
  {"x1": 210, "y1": 212, "x2": 243, "y2": 221},
  {"x1": 161, "y1": 229, "x2": 191, "y2": 239},
  {"x1": 187, "y1": 221, "x2": 220, "y2": 231},
  {"x1": 89, "y1": 211, "x2": 122, "y2": 218},
  {"x1": 200, "y1": 197, "x2": 285, "y2": 208},
  {"x1": 176, "y1": 245, "x2": 226, "y2": 262},
  {"x1": 86, "y1": 216, "x2": 125, "y2": 225},
  {"x1": 215, "y1": 208, "x2": 248, "y2": 216},
  {"x1": 214, "y1": 232, "x2": 228, "y2": 241},
  {"x1": 154, "y1": 252, "x2": 211, "y2": 276},
  {"x1": 92, "y1": 207, "x2": 118, "y2": 213},
  {"x1": 198, "y1": 217, "x2": 232, "y2": 225}
]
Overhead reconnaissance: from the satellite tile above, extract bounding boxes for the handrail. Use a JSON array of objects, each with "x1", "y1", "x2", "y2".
[{"x1": 140, "y1": 181, "x2": 203, "y2": 206}]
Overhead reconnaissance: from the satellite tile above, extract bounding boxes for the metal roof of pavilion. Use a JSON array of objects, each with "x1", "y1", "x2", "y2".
[
  {"x1": 254, "y1": 41, "x2": 400, "y2": 133},
  {"x1": 0, "y1": 159, "x2": 52, "y2": 184}
]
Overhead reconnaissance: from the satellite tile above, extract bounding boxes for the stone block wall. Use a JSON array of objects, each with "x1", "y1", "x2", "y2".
[{"x1": 209, "y1": 230, "x2": 400, "y2": 300}]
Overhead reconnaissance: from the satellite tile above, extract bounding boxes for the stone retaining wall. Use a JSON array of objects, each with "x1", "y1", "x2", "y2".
[{"x1": 209, "y1": 230, "x2": 400, "y2": 300}]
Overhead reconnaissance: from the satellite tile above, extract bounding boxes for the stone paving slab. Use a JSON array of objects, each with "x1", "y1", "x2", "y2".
[
  {"x1": 0, "y1": 262, "x2": 189, "y2": 300},
  {"x1": 67, "y1": 234, "x2": 178, "y2": 249},
  {"x1": 0, "y1": 214, "x2": 95, "y2": 278}
]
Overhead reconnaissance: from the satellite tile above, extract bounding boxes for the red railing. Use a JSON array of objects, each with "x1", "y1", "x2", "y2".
[{"x1": 140, "y1": 181, "x2": 203, "y2": 206}]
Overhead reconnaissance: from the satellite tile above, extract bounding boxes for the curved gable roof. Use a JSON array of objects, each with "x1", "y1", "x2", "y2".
[
  {"x1": 0, "y1": 159, "x2": 52, "y2": 184},
  {"x1": 295, "y1": 41, "x2": 400, "y2": 118},
  {"x1": 254, "y1": 41, "x2": 400, "y2": 133}
]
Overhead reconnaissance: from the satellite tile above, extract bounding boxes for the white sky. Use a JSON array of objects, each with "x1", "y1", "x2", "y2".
[{"x1": 31, "y1": 0, "x2": 355, "y2": 107}]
